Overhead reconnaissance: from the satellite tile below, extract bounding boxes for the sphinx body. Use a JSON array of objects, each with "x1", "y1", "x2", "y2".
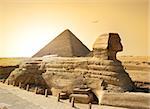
[{"x1": 41, "y1": 33, "x2": 134, "y2": 94}]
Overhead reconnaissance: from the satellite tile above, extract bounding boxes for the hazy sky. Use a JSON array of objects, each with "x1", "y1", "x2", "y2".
[
  {"x1": 148, "y1": 0, "x2": 150, "y2": 56},
  {"x1": 0, "y1": 0, "x2": 149, "y2": 57}
]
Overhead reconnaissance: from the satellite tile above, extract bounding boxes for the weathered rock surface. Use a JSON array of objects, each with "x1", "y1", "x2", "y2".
[
  {"x1": 0, "y1": 66, "x2": 18, "y2": 80},
  {"x1": 0, "y1": 103, "x2": 8, "y2": 109},
  {"x1": 93, "y1": 33, "x2": 123, "y2": 61},
  {"x1": 6, "y1": 32, "x2": 135, "y2": 104},
  {"x1": 69, "y1": 87, "x2": 94, "y2": 104},
  {"x1": 42, "y1": 57, "x2": 134, "y2": 94},
  {"x1": 101, "y1": 92, "x2": 150, "y2": 109},
  {"x1": 5, "y1": 59, "x2": 47, "y2": 89},
  {"x1": 6, "y1": 56, "x2": 135, "y2": 104}
]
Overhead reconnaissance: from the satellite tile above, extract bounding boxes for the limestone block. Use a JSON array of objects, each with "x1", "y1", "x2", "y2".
[
  {"x1": 100, "y1": 92, "x2": 150, "y2": 109},
  {"x1": 69, "y1": 94, "x2": 91, "y2": 104},
  {"x1": 93, "y1": 33, "x2": 109, "y2": 50},
  {"x1": 6, "y1": 66, "x2": 46, "y2": 88},
  {"x1": 0, "y1": 103, "x2": 9, "y2": 109},
  {"x1": 0, "y1": 66, "x2": 17, "y2": 79}
]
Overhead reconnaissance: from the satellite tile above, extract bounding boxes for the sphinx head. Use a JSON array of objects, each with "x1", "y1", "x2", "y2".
[{"x1": 93, "y1": 33, "x2": 123, "y2": 61}]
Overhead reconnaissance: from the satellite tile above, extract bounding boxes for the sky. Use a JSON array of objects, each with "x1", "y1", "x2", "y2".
[
  {"x1": 148, "y1": 0, "x2": 150, "y2": 56},
  {"x1": 0, "y1": 0, "x2": 149, "y2": 57}
]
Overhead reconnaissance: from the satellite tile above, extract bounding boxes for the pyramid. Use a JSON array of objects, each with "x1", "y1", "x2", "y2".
[{"x1": 33, "y1": 29, "x2": 90, "y2": 57}]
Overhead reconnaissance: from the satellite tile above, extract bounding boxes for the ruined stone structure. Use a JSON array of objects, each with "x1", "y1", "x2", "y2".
[
  {"x1": 0, "y1": 66, "x2": 18, "y2": 80},
  {"x1": 6, "y1": 32, "x2": 135, "y2": 104},
  {"x1": 5, "y1": 59, "x2": 49, "y2": 94}
]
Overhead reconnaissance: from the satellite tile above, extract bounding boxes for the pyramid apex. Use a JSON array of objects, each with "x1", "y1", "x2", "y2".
[
  {"x1": 64, "y1": 29, "x2": 70, "y2": 31},
  {"x1": 60, "y1": 29, "x2": 73, "y2": 35},
  {"x1": 63, "y1": 29, "x2": 72, "y2": 33}
]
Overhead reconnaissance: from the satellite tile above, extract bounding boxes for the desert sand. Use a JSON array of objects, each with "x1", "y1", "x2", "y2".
[{"x1": 0, "y1": 82, "x2": 130, "y2": 109}]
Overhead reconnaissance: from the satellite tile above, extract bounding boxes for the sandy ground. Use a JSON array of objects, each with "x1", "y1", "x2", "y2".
[
  {"x1": 0, "y1": 58, "x2": 28, "y2": 66},
  {"x1": 118, "y1": 56, "x2": 150, "y2": 83},
  {"x1": 0, "y1": 83, "x2": 128, "y2": 109},
  {"x1": 118, "y1": 56, "x2": 150, "y2": 62}
]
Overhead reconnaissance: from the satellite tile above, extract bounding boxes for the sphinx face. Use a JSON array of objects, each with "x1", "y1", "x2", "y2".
[
  {"x1": 92, "y1": 33, "x2": 123, "y2": 61},
  {"x1": 108, "y1": 33, "x2": 123, "y2": 52}
]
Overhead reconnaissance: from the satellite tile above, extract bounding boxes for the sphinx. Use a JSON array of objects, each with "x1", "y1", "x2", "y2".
[
  {"x1": 6, "y1": 33, "x2": 135, "y2": 104},
  {"x1": 93, "y1": 33, "x2": 123, "y2": 61}
]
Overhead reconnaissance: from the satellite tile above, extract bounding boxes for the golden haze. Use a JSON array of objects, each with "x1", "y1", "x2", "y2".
[{"x1": 0, "y1": 0, "x2": 149, "y2": 57}]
